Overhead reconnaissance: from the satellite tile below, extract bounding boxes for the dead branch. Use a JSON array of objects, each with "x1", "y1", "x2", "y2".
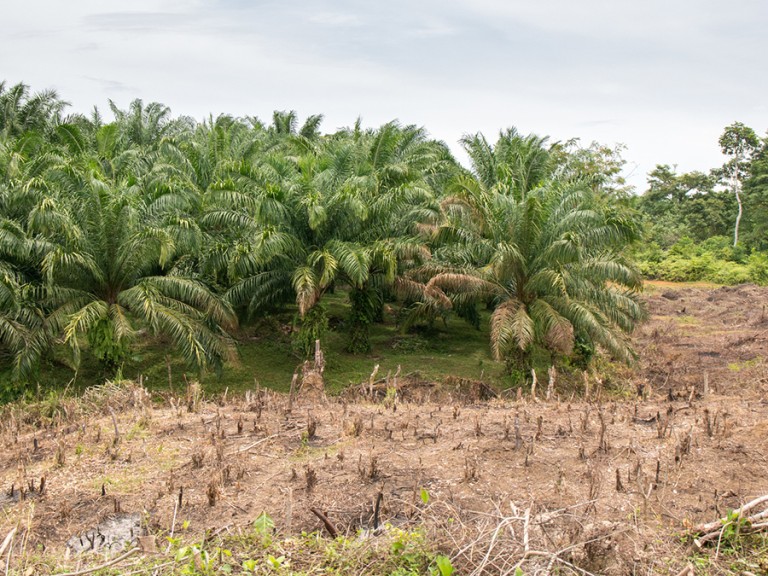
[
  {"x1": 310, "y1": 507, "x2": 339, "y2": 538},
  {"x1": 691, "y1": 494, "x2": 768, "y2": 550},
  {"x1": 0, "y1": 527, "x2": 16, "y2": 558},
  {"x1": 56, "y1": 547, "x2": 139, "y2": 576}
]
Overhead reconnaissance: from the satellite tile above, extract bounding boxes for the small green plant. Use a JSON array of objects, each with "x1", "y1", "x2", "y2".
[
  {"x1": 174, "y1": 543, "x2": 234, "y2": 575},
  {"x1": 383, "y1": 385, "x2": 397, "y2": 408},
  {"x1": 175, "y1": 544, "x2": 213, "y2": 574},
  {"x1": 253, "y1": 512, "x2": 275, "y2": 547},
  {"x1": 266, "y1": 554, "x2": 288, "y2": 570},
  {"x1": 431, "y1": 555, "x2": 454, "y2": 576},
  {"x1": 720, "y1": 508, "x2": 752, "y2": 548}
]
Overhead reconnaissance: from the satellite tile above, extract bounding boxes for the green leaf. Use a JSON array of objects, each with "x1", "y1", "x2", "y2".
[
  {"x1": 253, "y1": 512, "x2": 274, "y2": 535},
  {"x1": 434, "y1": 555, "x2": 454, "y2": 576},
  {"x1": 420, "y1": 488, "x2": 430, "y2": 504}
]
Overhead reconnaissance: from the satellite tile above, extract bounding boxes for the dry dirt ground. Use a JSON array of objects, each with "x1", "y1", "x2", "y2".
[{"x1": 0, "y1": 283, "x2": 767, "y2": 575}]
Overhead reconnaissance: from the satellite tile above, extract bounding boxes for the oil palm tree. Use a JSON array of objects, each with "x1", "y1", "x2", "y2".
[
  {"x1": 222, "y1": 145, "x2": 373, "y2": 351},
  {"x1": 0, "y1": 81, "x2": 68, "y2": 139},
  {"x1": 0, "y1": 220, "x2": 48, "y2": 379},
  {"x1": 225, "y1": 121, "x2": 452, "y2": 351},
  {"x1": 421, "y1": 129, "x2": 645, "y2": 372},
  {"x1": 37, "y1": 178, "x2": 237, "y2": 373},
  {"x1": 337, "y1": 121, "x2": 452, "y2": 351}
]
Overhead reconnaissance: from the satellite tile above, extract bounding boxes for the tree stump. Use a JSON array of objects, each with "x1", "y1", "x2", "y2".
[{"x1": 299, "y1": 340, "x2": 326, "y2": 401}]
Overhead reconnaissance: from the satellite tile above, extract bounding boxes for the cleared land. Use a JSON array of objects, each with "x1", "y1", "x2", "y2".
[{"x1": 0, "y1": 284, "x2": 767, "y2": 575}]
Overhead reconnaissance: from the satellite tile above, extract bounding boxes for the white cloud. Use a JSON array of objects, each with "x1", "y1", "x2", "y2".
[
  {"x1": 1, "y1": 0, "x2": 766, "y2": 190},
  {"x1": 307, "y1": 12, "x2": 364, "y2": 27}
]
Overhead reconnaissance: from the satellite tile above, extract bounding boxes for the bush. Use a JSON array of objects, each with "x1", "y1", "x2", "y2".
[
  {"x1": 748, "y1": 252, "x2": 768, "y2": 285},
  {"x1": 637, "y1": 239, "x2": 768, "y2": 286},
  {"x1": 710, "y1": 260, "x2": 752, "y2": 285}
]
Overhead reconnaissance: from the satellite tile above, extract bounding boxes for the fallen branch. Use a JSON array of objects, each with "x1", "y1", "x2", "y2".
[
  {"x1": 690, "y1": 494, "x2": 768, "y2": 550},
  {"x1": 56, "y1": 547, "x2": 139, "y2": 576},
  {"x1": 229, "y1": 433, "x2": 283, "y2": 456},
  {"x1": 692, "y1": 494, "x2": 768, "y2": 534},
  {"x1": 310, "y1": 507, "x2": 339, "y2": 538},
  {"x1": 0, "y1": 527, "x2": 16, "y2": 557}
]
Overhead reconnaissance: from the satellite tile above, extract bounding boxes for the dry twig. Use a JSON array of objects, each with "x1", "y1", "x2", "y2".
[{"x1": 56, "y1": 547, "x2": 139, "y2": 576}]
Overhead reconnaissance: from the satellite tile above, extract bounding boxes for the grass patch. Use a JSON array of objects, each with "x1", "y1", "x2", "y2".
[
  {"x1": 727, "y1": 357, "x2": 763, "y2": 372},
  {"x1": 0, "y1": 292, "x2": 510, "y2": 399}
]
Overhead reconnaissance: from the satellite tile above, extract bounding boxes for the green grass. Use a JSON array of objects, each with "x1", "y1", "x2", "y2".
[
  {"x1": 0, "y1": 293, "x2": 512, "y2": 400},
  {"x1": 206, "y1": 298, "x2": 508, "y2": 394}
]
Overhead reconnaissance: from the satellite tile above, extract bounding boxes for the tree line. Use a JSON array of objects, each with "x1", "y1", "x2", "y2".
[
  {"x1": 635, "y1": 123, "x2": 768, "y2": 284},
  {"x1": 2, "y1": 80, "x2": 761, "y2": 387}
]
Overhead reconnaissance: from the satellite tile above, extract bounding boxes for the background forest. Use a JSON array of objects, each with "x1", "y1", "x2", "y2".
[{"x1": 1, "y1": 81, "x2": 766, "y2": 397}]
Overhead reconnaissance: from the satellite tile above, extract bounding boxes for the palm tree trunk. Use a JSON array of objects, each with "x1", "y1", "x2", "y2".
[
  {"x1": 505, "y1": 347, "x2": 532, "y2": 378},
  {"x1": 347, "y1": 287, "x2": 372, "y2": 353}
]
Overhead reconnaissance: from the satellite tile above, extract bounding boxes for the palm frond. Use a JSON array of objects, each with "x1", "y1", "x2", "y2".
[
  {"x1": 426, "y1": 273, "x2": 497, "y2": 298},
  {"x1": 292, "y1": 266, "x2": 319, "y2": 317},
  {"x1": 328, "y1": 241, "x2": 370, "y2": 288},
  {"x1": 62, "y1": 299, "x2": 109, "y2": 346}
]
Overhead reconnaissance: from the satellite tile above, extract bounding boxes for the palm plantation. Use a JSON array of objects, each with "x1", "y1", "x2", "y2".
[{"x1": 0, "y1": 80, "x2": 656, "y2": 394}]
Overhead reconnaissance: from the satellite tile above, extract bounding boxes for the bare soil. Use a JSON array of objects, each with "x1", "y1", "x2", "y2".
[{"x1": 1, "y1": 283, "x2": 767, "y2": 575}]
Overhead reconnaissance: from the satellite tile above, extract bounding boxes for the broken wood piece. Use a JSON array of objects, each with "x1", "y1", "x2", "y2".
[
  {"x1": 138, "y1": 535, "x2": 157, "y2": 553},
  {"x1": 0, "y1": 527, "x2": 17, "y2": 558},
  {"x1": 310, "y1": 507, "x2": 338, "y2": 538},
  {"x1": 56, "y1": 547, "x2": 139, "y2": 576},
  {"x1": 673, "y1": 564, "x2": 695, "y2": 576}
]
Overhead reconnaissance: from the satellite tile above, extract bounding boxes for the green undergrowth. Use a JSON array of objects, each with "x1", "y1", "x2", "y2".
[
  {"x1": 687, "y1": 528, "x2": 768, "y2": 575},
  {"x1": 0, "y1": 289, "x2": 626, "y2": 403},
  {"x1": 40, "y1": 513, "x2": 456, "y2": 576},
  {"x1": 0, "y1": 292, "x2": 513, "y2": 401},
  {"x1": 636, "y1": 236, "x2": 768, "y2": 286}
]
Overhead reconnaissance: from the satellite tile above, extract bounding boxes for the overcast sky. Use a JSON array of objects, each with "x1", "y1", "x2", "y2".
[{"x1": 3, "y1": 0, "x2": 767, "y2": 190}]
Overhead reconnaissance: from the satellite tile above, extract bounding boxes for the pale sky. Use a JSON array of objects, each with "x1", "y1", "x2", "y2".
[{"x1": 3, "y1": 0, "x2": 767, "y2": 190}]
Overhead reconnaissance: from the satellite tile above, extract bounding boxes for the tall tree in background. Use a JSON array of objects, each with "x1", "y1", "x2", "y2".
[
  {"x1": 638, "y1": 165, "x2": 726, "y2": 247},
  {"x1": 719, "y1": 122, "x2": 760, "y2": 247}
]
